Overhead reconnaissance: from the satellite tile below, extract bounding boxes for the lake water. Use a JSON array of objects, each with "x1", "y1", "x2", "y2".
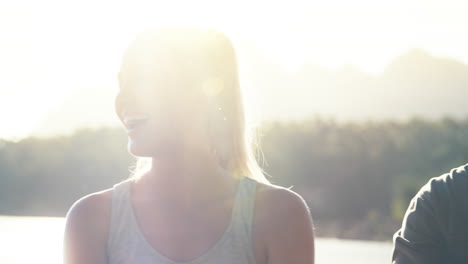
[{"x1": 0, "y1": 215, "x2": 393, "y2": 263}]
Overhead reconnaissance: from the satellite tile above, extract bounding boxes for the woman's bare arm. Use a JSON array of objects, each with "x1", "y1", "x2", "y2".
[
  {"x1": 63, "y1": 191, "x2": 111, "y2": 264},
  {"x1": 259, "y1": 187, "x2": 315, "y2": 264}
]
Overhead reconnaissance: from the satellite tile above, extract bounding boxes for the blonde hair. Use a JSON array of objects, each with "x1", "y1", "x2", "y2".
[{"x1": 118, "y1": 25, "x2": 271, "y2": 185}]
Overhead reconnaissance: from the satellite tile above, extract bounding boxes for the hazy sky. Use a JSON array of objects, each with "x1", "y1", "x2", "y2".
[{"x1": 1, "y1": 0, "x2": 468, "y2": 140}]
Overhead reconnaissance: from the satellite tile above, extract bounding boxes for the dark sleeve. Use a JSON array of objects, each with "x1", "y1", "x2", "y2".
[{"x1": 391, "y1": 180, "x2": 447, "y2": 264}]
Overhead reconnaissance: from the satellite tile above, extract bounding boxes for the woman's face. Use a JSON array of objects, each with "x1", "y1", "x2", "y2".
[{"x1": 115, "y1": 58, "x2": 208, "y2": 158}]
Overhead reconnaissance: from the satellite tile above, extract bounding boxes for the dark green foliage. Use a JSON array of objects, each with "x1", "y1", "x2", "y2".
[{"x1": 1, "y1": 117, "x2": 467, "y2": 240}]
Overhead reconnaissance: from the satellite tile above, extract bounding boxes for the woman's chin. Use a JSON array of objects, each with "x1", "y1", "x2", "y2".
[
  {"x1": 127, "y1": 135, "x2": 182, "y2": 158},
  {"x1": 127, "y1": 141, "x2": 154, "y2": 157}
]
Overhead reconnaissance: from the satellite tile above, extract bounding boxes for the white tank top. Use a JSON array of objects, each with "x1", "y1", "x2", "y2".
[{"x1": 106, "y1": 176, "x2": 258, "y2": 264}]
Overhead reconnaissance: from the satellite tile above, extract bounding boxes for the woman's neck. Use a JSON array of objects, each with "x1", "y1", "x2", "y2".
[{"x1": 132, "y1": 152, "x2": 237, "y2": 209}]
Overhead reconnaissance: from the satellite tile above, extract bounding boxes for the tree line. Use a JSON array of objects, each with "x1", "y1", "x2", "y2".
[{"x1": 1, "y1": 116, "x2": 467, "y2": 241}]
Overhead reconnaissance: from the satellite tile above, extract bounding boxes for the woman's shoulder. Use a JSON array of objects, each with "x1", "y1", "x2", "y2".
[
  {"x1": 254, "y1": 180, "x2": 312, "y2": 224},
  {"x1": 63, "y1": 185, "x2": 118, "y2": 263},
  {"x1": 254, "y1": 181, "x2": 313, "y2": 230},
  {"x1": 252, "y1": 180, "x2": 315, "y2": 262},
  {"x1": 65, "y1": 178, "x2": 133, "y2": 222},
  {"x1": 64, "y1": 185, "x2": 117, "y2": 242},
  {"x1": 66, "y1": 187, "x2": 114, "y2": 221}
]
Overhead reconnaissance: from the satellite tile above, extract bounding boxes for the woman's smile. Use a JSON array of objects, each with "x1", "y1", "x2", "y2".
[{"x1": 124, "y1": 116, "x2": 151, "y2": 136}]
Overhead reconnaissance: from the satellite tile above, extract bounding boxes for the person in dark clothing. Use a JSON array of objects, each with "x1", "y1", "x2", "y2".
[{"x1": 392, "y1": 163, "x2": 468, "y2": 263}]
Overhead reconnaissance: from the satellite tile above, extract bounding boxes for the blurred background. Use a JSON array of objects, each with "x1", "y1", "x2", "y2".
[{"x1": 1, "y1": 0, "x2": 468, "y2": 263}]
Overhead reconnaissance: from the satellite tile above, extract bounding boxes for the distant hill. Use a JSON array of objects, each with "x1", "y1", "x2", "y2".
[{"x1": 283, "y1": 48, "x2": 468, "y2": 121}]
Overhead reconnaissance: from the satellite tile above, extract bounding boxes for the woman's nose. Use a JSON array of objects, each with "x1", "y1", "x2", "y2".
[
  {"x1": 115, "y1": 90, "x2": 135, "y2": 121},
  {"x1": 115, "y1": 88, "x2": 151, "y2": 119}
]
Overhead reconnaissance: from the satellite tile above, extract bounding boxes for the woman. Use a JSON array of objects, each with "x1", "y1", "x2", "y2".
[{"x1": 63, "y1": 25, "x2": 315, "y2": 264}]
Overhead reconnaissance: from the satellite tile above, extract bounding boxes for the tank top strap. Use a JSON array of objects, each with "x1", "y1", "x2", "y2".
[
  {"x1": 231, "y1": 176, "x2": 258, "y2": 242},
  {"x1": 107, "y1": 179, "x2": 134, "y2": 252}
]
